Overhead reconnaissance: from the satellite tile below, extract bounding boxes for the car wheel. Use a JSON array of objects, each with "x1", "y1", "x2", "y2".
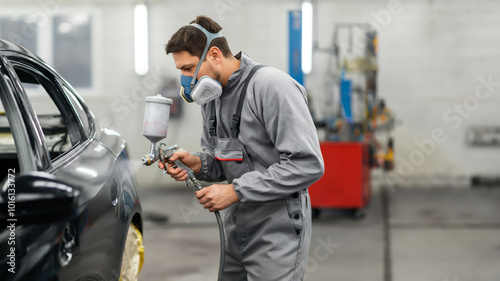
[{"x1": 119, "y1": 224, "x2": 144, "y2": 281}]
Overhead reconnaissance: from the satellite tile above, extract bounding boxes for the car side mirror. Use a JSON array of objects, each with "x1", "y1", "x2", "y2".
[{"x1": 0, "y1": 172, "x2": 79, "y2": 225}]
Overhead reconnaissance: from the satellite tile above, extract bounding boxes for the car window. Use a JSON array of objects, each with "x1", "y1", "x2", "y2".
[
  {"x1": 11, "y1": 63, "x2": 83, "y2": 161},
  {"x1": 61, "y1": 83, "x2": 91, "y2": 136},
  {"x1": 0, "y1": 100, "x2": 19, "y2": 181}
]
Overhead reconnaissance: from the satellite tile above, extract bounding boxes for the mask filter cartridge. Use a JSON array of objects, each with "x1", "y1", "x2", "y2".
[{"x1": 191, "y1": 76, "x2": 222, "y2": 105}]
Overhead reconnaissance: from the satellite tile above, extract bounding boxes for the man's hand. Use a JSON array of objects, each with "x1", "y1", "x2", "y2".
[
  {"x1": 196, "y1": 184, "x2": 239, "y2": 212},
  {"x1": 158, "y1": 151, "x2": 201, "y2": 181}
]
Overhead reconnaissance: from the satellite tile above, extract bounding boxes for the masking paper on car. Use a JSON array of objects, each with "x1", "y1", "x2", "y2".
[{"x1": 119, "y1": 224, "x2": 144, "y2": 281}]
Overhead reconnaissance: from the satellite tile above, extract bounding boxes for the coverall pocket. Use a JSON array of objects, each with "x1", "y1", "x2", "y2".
[
  {"x1": 284, "y1": 200, "x2": 304, "y2": 239},
  {"x1": 214, "y1": 138, "x2": 254, "y2": 183},
  {"x1": 238, "y1": 201, "x2": 300, "y2": 246}
]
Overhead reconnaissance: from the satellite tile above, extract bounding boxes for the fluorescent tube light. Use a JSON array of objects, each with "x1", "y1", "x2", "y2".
[
  {"x1": 134, "y1": 3, "x2": 149, "y2": 75},
  {"x1": 301, "y1": 1, "x2": 313, "y2": 74}
]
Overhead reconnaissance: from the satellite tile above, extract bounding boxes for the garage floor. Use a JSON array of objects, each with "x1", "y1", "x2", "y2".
[{"x1": 137, "y1": 184, "x2": 500, "y2": 281}]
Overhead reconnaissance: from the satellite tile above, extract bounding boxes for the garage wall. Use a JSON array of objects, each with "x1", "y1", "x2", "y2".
[
  {"x1": 1, "y1": 0, "x2": 499, "y2": 188},
  {"x1": 310, "y1": 0, "x2": 500, "y2": 186}
]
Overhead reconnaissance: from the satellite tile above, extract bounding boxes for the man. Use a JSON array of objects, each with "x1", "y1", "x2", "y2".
[{"x1": 162, "y1": 15, "x2": 324, "y2": 280}]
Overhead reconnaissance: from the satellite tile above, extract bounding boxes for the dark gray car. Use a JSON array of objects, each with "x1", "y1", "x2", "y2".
[{"x1": 0, "y1": 40, "x2": 143, "y2": 280}]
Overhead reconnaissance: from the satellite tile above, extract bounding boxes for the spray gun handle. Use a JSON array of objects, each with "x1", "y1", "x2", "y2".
[
  {"x1": 172, "y1": 159, "x2": 203, "y2": 191},
  {"x1": 159, "y1": 144, "x2": 203, "y2": 191}
]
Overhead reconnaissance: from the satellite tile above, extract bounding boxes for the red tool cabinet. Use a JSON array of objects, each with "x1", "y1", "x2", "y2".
[{"x1": 309, "y1": 141, "x2": 371, "y2": 219}]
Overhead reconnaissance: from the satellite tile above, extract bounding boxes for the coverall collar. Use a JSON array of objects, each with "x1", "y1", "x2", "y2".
[{"x1": 223, "y1": 51, "x2": 255, "y2": 95}]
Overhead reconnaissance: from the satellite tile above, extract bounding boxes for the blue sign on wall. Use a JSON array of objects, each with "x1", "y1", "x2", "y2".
[{"x1": 288, "y1": 10, "x2": 304, "y2": 86}]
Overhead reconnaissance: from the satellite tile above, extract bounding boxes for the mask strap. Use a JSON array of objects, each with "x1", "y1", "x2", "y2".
[{"x1": 189, "y1": 23, "x2": 223, "y2": 89}]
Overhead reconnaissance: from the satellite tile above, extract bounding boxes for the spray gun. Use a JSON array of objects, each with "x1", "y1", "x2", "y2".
[
  {"x1": 146, "y1": 143, "x2": 203, "y2": 192},
  {"x1": 141, "y1": 95, "x2": 202, "y2": 191},
  {"x1": 141, "y1": 95, "x2": 225, "y2": 281}
]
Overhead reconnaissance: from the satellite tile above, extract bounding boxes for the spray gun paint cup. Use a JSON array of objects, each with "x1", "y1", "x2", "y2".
[{"x1": 142, "y1": 95, "x2": 173, "y2": 164}]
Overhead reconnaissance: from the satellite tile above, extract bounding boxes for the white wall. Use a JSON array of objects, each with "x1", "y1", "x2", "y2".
[{"x1": 3, "y1": 0, "x2": 500, "y2": 188}]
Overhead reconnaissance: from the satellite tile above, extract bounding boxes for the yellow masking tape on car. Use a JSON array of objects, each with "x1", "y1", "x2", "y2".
[{"x1": 119, "y1": 224, "x2": 144, "y2": 281}]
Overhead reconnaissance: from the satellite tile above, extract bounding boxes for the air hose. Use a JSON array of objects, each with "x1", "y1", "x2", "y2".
[
  {"x1": 144, "y1": 144, "x2": 226, "y2": 280},
  {"x1": 214, "y1": 211, "x2": 225, "y2": 281},
  {"x1": 168, "y1": 155, "x2": 225, "y2": 280}
]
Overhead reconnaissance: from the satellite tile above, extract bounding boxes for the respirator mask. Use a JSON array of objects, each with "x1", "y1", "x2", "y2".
[{"x1": 180, "y1": 23, "x2": 224, "y2": 105}]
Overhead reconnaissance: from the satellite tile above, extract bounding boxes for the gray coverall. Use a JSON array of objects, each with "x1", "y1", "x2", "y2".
[{"x1": 193, "y1": 52, "x2": 324, "y2": 281}]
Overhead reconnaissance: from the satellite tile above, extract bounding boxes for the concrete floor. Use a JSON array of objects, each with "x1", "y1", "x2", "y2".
[{"x1": 137, "y1": 184, "x2": 500, "y2": 281}]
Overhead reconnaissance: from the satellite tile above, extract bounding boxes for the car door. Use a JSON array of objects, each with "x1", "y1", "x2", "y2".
[{"x1": 0, "y1": 53, "x2": 127, "y2": 280}]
